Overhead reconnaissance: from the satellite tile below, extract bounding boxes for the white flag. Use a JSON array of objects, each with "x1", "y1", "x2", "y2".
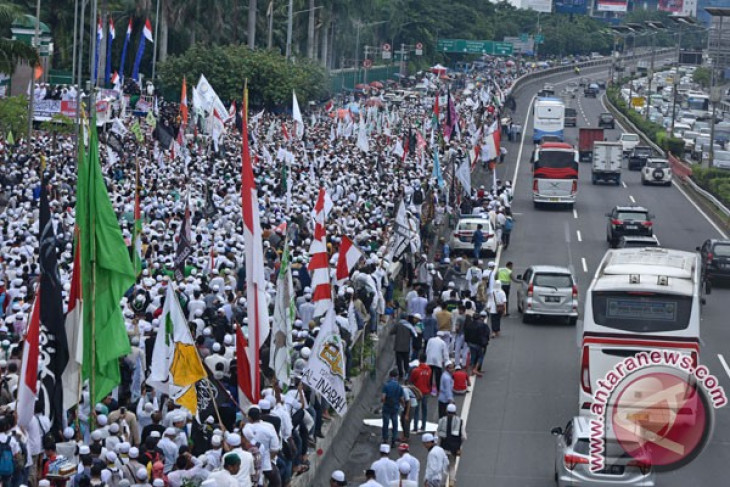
[
  {"x1": 292, "y1": 90, "x2": 304, "y2": 139},
  {"x1": 456, "y1": 157, "x2": 472, "y2": 196},
  {"x1": 270, "y1": 245, "x2": 295, "y2": 384},
  {"x1": 357, "y1": 118, "x2": 369, "y2": 153},
  {"x1": 301, "y1": 307, "x2": 348, "y2": 415}
]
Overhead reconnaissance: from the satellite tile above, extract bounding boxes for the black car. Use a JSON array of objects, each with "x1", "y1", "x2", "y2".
[
  {"x1": 598, "y1": 112, "x2": 615, "y2": 129},
  {"x1": 584, "y1": 86, "x2": 598, "y2": 98},
  {"x1": 628, "y1": 146, "x2": 653, "y2": 170},
  {"x1": 606, "y1": 206, "x2": 654, "y2": 248},
  {"x1": 698, "y1": 239, "x2": 730, "y2": 283},
  {"x1": 565, "y1": 108, "x2": 577, "y2": 127},
  {"x1": 597, "y1": 80, "x2": 607, "y2": 90}
]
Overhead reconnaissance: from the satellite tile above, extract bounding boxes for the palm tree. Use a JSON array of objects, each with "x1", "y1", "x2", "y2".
[{"x1": 0, "y1": 3, "x2": 40, "y2": 74}]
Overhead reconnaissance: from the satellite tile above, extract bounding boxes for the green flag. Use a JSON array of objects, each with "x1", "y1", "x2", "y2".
[
  {"x1": 77, "y1": 121, "x2": 137, "y2": 404},
  {"x1": 130, "y1": 120, "x2": 143, "y2": 143},
  {"x1": 6, "y1": 130, "x2": 13, "y2": 146}
]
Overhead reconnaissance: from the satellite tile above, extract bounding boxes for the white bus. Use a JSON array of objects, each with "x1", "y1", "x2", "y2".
[
  {"x1": 533, "y1": 97, "x2": 565, "y2": 143},
  {"x1": 578, "y1": 248, "x2": 703, "y2": 413},
  {"x1": 686, "y1": 91, "x2": 711, "y2": 120}
]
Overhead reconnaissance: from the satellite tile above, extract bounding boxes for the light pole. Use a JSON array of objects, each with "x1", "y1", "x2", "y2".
[
  {"x1": 705, "y1": 7, "x2": 730, "y2": 168},
  {"x1": 354, "y1": 20, "x2": 387, "y2": 85},
  {"x1": 27, "y1": 0, "x2": 41, "y2": 148},
  {"x1": 285, "y1": 4, "x2": 323, "y2": 60},
  {"x1": 644, "y1": 21, "x2": 666, "y2": 122}
]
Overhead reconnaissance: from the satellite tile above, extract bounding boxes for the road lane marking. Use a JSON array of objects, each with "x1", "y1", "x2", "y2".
[
  {"x1": 511, "y1": 94, "x2": 537, "y2": 189},
  {"x1": 718, "y1": 354, "x2": 730, "y2": 381},
  {"x1": 600, "y1": 92, "x2": 728, "y2": 240},
  {"x1": 622, "y1": 181, "x2": 627, "y2": 188},
  {"x1": 573, "y1": 208, "x2": 578, "y2": 219},
  {"x1": 576, "y1": 230, "x2": 583, "y2": 242},
  {"x1": 629, "y1": 195, "x2": 636, "y2": 203},
  {"x1": 582, "y1": 257, "x2": 588, "y2": 273}
]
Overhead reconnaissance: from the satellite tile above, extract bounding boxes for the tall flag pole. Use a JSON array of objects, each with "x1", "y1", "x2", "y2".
[
  {"x1": 61, "y1": 231, "x2": 84, "y2": 412},
  {"x1": 77, "y1": 119, "x2": 137, "y2": 405},
  {"x1": 93, "y1": 17, "x2": 103, "y2": 86},
  {"x1": 119, "y1": 18, "x2": 132, "y2": 79},
  {"x1": 132, "y1": 18, "x2": 153, "y2": 82},
  {"x1": 132, "y1": 155, "x2": 143, "y2": 274},
  {"x1": 307, "y1": 188, "x2": 332, "y2": 318},
  {"x1": 38, "y1": 174, "x2": 69, "y2": 433},
  {"x1": 238, "y1": 80, "x2": 271, "y2": 405},
  {"x1": 180, "y1": 77, "x2": 189, "y2": 127},
  {"x1": 270, "y1": 241, "x2": 295, "y2": 385},
  {"x1": 105, "y1": 16, "x2": 116, "y2": 86}
]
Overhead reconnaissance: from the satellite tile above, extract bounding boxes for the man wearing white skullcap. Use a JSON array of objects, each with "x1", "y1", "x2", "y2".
[
  {"x1": 371, "y1": 443, "x2": 399, "y2": 486},
  {"x1": 223, "y1": 433, "x2": 255, "y2": 487}
]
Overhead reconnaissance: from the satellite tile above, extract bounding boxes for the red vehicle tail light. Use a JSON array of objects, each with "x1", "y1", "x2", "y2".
[
  {"x1": 564, "y1": 453, "x2": 589, "y2": 471},
  {"x1": 580, "y1": 346, "x2": 591, "y2": 394}
]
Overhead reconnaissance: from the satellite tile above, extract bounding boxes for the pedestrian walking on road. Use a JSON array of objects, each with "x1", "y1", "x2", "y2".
[
  {"x1": 437, "y1": 403, "x2": 466, "y2": 484},
  {"x1": 390, "y1": 460, "x2": 418, "y2": 486},
  {"x1": 359, "y1": 469, "x2": 381, "y2": 487},
  {"x1": 422, "y1": 433, "x2": 449, "y2": 487},
  {"x1": 392, "y1": 314, "x2": 416, "y2": 379},
  {"x1": 488, "y1": 281, "x2": 507, "y2": 338},
  {"x1": 426, "y1": 333, "x2": 448, "y2": 394},
  {"x1": 464, "y1": 311, "x2": 490, "y2": 377},
  {"x1": 397, "y1": 443, "x2": 421, "y2": 482},
  {"x1": 437, "y1": 361, "x2": 455, "y2": 418},
  {"x1": 381, "y1": 369, "x2": 405, "y2": 446},
  {"x1": 330, "y1": 469, "x2": 348, "y2": 487},
  {"x1": 497, "y1": 262, "x2": 515, "y2": 316},
  {"x1": 372, "y1": 444, "x2": 399, "y2": 486},
  {"x1": 471, "y1": 224, "x2": 484, "y2": 260},
  {"x1": 501, "y1": 215, "x2": 513, "y2": 249}
]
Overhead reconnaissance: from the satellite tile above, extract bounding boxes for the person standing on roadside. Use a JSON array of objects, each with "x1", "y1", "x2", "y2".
[
  {"x1": 381, "y1": 369, "x2": 405, "y2": 447},
  {"x1": 497, "y1": 262, "x2": 515, "y2": 316},
  {"x1": 464, "y1": 310, "x2": 490, "y2": 377},
  {"x1": 391, "y1": 314, "x2": 416, "y2": 379},
  {"x1": 488, "y1": 281, "x2": 507, "y2": 338},
  {"x1": 426, "y1": 332, "x2": 448, "y2": 394},
  {"x1": 409, "y1": 354, "x2": 432, "y2": 432}
]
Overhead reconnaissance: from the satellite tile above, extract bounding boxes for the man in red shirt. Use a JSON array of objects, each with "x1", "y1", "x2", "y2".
[
  {"x1": 408, "y1": 353, "x2": 432, "y2": 433},
  {"x1": 453, "y1": 365, "x2": 470, "y2": 394}
]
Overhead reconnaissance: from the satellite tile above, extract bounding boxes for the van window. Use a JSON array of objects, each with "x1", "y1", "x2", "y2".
[
  {"x1": 591, "y1": 291, "x2": 692, "y2": 332},
  {"x1": 713, "y1": 243, "x2": 730, "y2": 257}
]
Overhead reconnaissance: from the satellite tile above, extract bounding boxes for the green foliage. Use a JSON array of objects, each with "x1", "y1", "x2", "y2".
[
  {"x1": 0, "y1": 95, "x2": 28, "y2": 137},
  {"x1": 693, "y1": 67, "x2": 711, "y2": 89},
  {"x1": 157, "y1": 44, "x2": 327, "y2": 108},
  {"x1": 691, "y1": 167, "x2": 730, "y2": 207}
]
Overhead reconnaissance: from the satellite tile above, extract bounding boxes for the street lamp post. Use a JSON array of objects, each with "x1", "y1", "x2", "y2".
[
  {"x1": 644, "y1": 21, "x2": 666, "y2": 122},
  {"x1": 286, "y1": 4, "x2": 324, "y2": 60},
  {"x1": 354, "y1": 20, "x2": 387, "y2": 85}
]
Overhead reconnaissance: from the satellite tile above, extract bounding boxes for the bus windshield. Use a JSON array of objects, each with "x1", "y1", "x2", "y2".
[
  {"x1": 591, "y1": 291, "x2": 692, "y2": 333},
  {"x1": 688, "y1": 97, "x2": 709, "y2": 112},
  {"x1": 534, "y1": 151, "x2": 578, "y2": 178}
]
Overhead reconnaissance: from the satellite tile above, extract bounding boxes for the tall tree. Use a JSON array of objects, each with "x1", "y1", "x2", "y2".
[{"x1": 0, "y1": 3, "x2": 39, "y2": 74}]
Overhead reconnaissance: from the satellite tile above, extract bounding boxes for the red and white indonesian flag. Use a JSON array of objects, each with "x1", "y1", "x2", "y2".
[
  {"x1": 61, "y1": 243, "x2": 84, "y2": 412},
  {"x1": 484, "y1": 119, "x2": 500, "y2": 161},
  {"x1": 239, "y1": 87, "x2": 270, "y2": 404},
  {"x1": 308, "y1": 188, "x2": 332, "y2": 318},
  {"x1": 336, "y1": 236, "x2": 363, "y2": 284},
  {"x1": 143, "y1": 18, "x2": 154, "y2": 42},
  {"x1": 17, "y1": 292, "x2": 41, "y2": 428}
]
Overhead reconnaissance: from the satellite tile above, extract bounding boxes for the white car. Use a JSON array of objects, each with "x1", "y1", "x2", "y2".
[
  {"x1": 448, "y1": 216, "x2": 498, "y2": 256},
  {"x1": 618, "y1": 133, "x2": 640, "y2": 154},
  {"x1": 641, "y1": 158, "x2": 672, "y2": 186}
]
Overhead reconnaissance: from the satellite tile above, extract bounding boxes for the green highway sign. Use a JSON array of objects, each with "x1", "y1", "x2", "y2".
[
  {"x1": 535, "y1": 34, "x2": 545, "y2": 44},
  {"x1": 520, "y1": 33, "x2": 529, "y2": 42},
  {"x1": 436, "y1": 38, "x2": 514, "y2": 56}
]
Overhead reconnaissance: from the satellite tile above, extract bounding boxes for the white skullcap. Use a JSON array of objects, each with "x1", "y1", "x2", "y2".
[
  {"x1": 226, "y1": 433, "x2": 242, "y2": 447},
  {"x1": 398, "y1": 459, "x2": 411, "y2": 474},
  {"x1": 63, "y1": 427, "x2": 75, "y2": 439},
  {"x1": 331, "y1": 470, "x2": 346, "y2": 482},
  {"x1": 97, "y1": 414, "x2": 108, "y2": 426}
]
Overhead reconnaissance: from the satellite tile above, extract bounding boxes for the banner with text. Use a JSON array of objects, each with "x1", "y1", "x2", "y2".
[
  {"x1": 597, "y1": 0, "x2": 628, "y2": 11},
  {"x1": 658, "y1": 0, "x2": 683, "y2": 13},
  {"x1": 523, "y1": 0, "x2": 553, "y2": 13},
  {"x1": 555, "y1": 0, "x2": 588, "y2": 14}
]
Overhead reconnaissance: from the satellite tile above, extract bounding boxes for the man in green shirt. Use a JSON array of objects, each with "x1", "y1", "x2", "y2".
[{"x1": 497, "y1": 262, "x2": 515, "y2": 316}]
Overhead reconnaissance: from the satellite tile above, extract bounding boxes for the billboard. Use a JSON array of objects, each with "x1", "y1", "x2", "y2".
[
  {"x1": 658, "y1": 0, "x2": 683, "y2": 12},
  {"x1": 523, "y1": 0, "x2": 553, "y2": 12},
  {"x1": 597, "y1": 0, "x2": 628, "y2": 11},
  {"x1": 555, "y1": 0, "x2": 588, "y2": 14}
]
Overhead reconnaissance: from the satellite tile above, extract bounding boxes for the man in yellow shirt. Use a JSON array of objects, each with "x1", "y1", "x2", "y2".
[{"x1": 497, "y1": 262, "x2": 515, "y2": 316}]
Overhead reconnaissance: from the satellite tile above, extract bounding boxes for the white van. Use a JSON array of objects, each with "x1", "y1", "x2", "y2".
[{"x1": 578, "y1": 248, "x2": 703, "y2": 412}]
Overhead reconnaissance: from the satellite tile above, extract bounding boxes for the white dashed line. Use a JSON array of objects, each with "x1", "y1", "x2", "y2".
[
  {"x1": 629, "y1": 195, "x2": 636, "y2": 203},
  {"x1": 576, "y1": 230, "x2": 582, "y2": 242},
  {"x1": 581, "y1": 257, "x2": 588, "y2": 273},
  {"x1": 621, "y1": 181, "x2": 627, "y2": 188},
  {"x1": 718, "y1": 354, "x2": 730, "y2": 381},
  {"x1": 573, "y1": 208, "x2": 578, "y2": 219}
]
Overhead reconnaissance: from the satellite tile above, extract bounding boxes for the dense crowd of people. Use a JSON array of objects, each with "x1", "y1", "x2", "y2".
[{"x1": 0, "y1": 54, "x2": 532, "y2": 487}]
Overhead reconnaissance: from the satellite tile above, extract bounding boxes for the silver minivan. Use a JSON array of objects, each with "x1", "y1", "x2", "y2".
[
  {"x1": 515, "y1": 265, "x2": 578, "y2": 325},
  {"x1": 551, "y1": 416, "x2": 656, "y2": 487}
]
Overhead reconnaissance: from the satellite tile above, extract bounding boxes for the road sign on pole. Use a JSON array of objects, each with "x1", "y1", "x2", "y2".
[
  {"x1": 363, "y1": 59, "x2": 372, "y2": 68},
  {"x1": 382, "y1": 43, "x2": 391, "y2": 60},
  {"x1": 415, "y1": 42, "x2": 423, "y2": 56}
]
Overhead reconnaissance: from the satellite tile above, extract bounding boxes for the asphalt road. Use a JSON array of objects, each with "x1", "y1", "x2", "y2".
[{"x1": 457, "y1": 59, "x2": 730, "y2": 487}]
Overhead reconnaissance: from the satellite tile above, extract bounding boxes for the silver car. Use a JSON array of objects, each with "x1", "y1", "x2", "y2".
[
  {"x1": 515, "y1": 265, "x2": 578, "y2": 325},
  {"x1": 552, "y1": 416, "x2": 656, "y2": 487}
]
